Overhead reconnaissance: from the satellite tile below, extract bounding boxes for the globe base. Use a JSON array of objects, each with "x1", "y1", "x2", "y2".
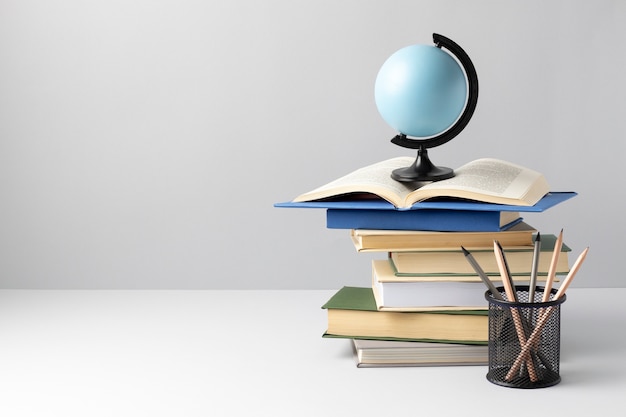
[{"x1": 391, "y1": 147, "x2": 455, "y2": 182}]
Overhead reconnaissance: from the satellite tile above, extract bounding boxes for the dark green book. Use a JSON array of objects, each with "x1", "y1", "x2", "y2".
[{"x1": 322, "y1": 287, "x2": 488, "y2": 345}]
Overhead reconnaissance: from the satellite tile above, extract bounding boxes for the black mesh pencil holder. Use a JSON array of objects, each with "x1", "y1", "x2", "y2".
[{"x1": 485, "y1": 286, "x2": 566, "y2": 389}]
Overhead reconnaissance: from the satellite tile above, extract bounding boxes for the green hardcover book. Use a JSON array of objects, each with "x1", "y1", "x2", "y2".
[{"x1": 321, "y1": 287, "x2": 488, "y2": 345}]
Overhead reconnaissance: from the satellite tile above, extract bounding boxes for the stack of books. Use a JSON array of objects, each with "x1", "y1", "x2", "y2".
[{"x1": 276, "y1": 157, "x2": 577, "y2": 368}]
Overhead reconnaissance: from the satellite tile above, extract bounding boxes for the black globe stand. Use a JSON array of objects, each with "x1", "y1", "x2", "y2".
[
  {"x1": 390, "y1": 33, "x2": 479, "y2": 183},
  {"x1": 391, "y1": 144, "x2": 454, "y2": 182}
]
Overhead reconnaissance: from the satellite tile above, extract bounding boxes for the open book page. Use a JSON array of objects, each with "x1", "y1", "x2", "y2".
[
  {"x1": 292, "y1": 157, "x2": 419, "y2": 207},
  {"x1": 292, "y1": 157, "x2": 549, "y2": 208},
  {"x1": 407, "y1": 158, "x2": 549, "y2": 206}
]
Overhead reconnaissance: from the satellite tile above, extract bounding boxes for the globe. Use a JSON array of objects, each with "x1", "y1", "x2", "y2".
[{"x1": 375, "y1": 44, "x2": 468, "y2": 138}]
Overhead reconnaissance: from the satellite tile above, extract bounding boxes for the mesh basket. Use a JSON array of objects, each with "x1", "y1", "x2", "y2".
[{"x1": 485, "y1": 285, "x2": 566, "y2": 389}]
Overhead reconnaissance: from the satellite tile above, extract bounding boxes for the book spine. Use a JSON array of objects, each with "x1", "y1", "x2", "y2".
[{"x1": 326, "y1": 209, "x2": 511, "y2": 232}]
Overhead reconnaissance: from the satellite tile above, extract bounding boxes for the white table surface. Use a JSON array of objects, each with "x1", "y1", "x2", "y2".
[{"x1": 0, "y1": 288, "x2": 624, "y2": 417}]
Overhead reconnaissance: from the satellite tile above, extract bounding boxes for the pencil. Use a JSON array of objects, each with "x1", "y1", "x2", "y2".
[
  {"x1": 528, "y1": 232, "x2": 541, "y2": 302},
  {"x1": 496, "y1": 240, "x2": 517, "y2": 302},
  {"x1": 461, "y1": 246, "x2": 503, "y2": 300},
  {"x1": 542, "y1": 229, "x2": 563, "y2": 302},
  {"x1": 506, "y1": 246, "x2": 590, "y2": 381},
  {"x1": 553, "y1": 246, "x2": 589, "y2": 300},
  {"x1": 493, "y1": 240, "x2": 538, "y2": 382}
]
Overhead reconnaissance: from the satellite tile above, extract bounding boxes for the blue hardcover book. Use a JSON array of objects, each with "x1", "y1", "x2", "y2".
[
  {"x1": 274, "y1": 192, "x2": 577, "y2": 232},
  {"x1": 326, "y1": 208, "x2": 523, "y2": 232}
]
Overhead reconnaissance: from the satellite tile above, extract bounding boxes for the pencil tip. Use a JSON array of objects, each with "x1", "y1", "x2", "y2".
[{"x1": 461, "y1": 246, "x2": 468, "y2": 255}]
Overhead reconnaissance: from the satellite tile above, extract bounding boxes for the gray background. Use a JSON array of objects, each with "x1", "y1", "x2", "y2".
[{"x1": 1, "y1": 0, "x2": 623, "y2": 289}]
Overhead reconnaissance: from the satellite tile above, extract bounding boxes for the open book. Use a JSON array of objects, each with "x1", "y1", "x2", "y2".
[{"x1": 292, "y1": 157, "x2": 550, "y2": 208}]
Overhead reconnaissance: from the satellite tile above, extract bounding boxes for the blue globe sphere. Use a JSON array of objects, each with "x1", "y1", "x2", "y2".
[{"x1": 375, "y1": 44, "x2": 468, "y2": 138}]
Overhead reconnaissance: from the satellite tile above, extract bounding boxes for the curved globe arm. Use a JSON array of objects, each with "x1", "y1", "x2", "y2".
[{"x1": 391, "y1": 33, "x2": 479, "y2": 150}]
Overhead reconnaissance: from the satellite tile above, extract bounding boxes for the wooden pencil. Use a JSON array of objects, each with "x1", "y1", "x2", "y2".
[
  {"x1": 542, "y1": 229, "x2": 563, "y2": 302},
  {"x1": 506, "y1": 246, "x2": 589, "y2": 381},
  {"x1": 493, "y1": 240, "x2": 538, "y2": 382}
]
